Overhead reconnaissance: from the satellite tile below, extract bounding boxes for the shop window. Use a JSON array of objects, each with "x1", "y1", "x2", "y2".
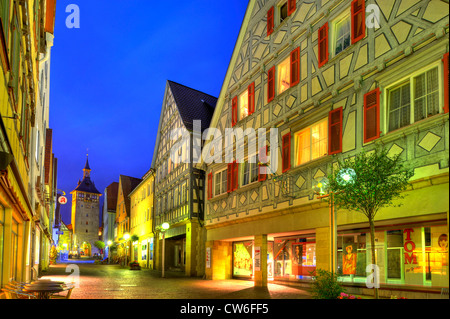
[
  {"x1": 337, "y1": 233, "x2": 366, "y2": 279},
  {"x1": 386, "y1": 64, "x2": 441, "y2": 132},
  {"x1": 233, "y1": 241, "x2": 254, "y2": 277},
  {"x1": 273, "y1": 236, "x2": 316, "y2": 279}
]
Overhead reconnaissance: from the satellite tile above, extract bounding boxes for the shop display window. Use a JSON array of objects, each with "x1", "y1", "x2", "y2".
[
  {"x1": 273, "y1": 235, "x2": 316, "y2": 280},
  {"x1": 233, "y1": 241, "x2": 254, "y2": 277},
  {"x1": 337, "y1": 224, "x2": 448, "y2": 287}
]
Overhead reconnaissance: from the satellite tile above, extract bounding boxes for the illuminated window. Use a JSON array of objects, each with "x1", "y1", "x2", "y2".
[
  {"x1": 294, "y1": 119, "x2": 327, "y2": 166},
  {"x1": 277, "y1": 57, "x2": 290, "y2": 95},
  {"x1": 239, "y1": 90, "x2": 248, "y2": 120}
]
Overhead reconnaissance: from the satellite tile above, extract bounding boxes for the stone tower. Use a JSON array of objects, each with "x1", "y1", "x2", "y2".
[{"x1": 70, "y1": 155, "x2": 102, "y2": 257}]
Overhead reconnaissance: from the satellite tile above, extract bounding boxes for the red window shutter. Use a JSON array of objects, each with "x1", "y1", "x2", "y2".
[
  {"x1": 231, "y1": 96, "x2": 238, "y2": 126},
  {"x1": 282, "y1": 133, "x2": 291, "y2": 173},
  {"x1": 258, "y1": 146, "x2": 268, "y2": 182},
  {"x1": 248, "y1": 82, "x2": 255, "y2": 115},
  {"x1": 328, "y1": 107, "x2": 343, "y2": 155},
  {"x1": 288, "y1": 0, "x2": 296, "y2": 16},
  {"x1": 267, "y1": 7, "x2": 274, "y2": 36},
  {"x1": 351, "y1": 0, "x2": 365, "y2": 44},
  {"x1": 227, "y1": 163, "x2": 232, "y2": 193},
  {"x1": 318, "y1": 23, "x2": 329, "y2": 68},
  {"x1": 233, "y1": 161, "x2": 239, "y2": 191},
  {"x1": 290, "y1": 47, "x2": 300, "y2": 87},
  {"x1": 443, "y1": 52, "x2": 449, "y2": 114},
  {"x1": 207, "y1": 172, "x2": 213, "y2": 199},
  {"x1": 267, "y1": 66, "x2": 275, "y2": 102},
  {"x1": 363, "y1": 88, "x2": 381, "y2": 143}
]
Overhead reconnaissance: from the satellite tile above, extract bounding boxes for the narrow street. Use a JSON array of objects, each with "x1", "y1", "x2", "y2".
[{"x1": 40, "y1": 261, "x2": 312, "y2": 300}]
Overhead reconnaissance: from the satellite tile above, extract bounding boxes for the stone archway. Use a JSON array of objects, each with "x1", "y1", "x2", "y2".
[{"x1": 81, "y1": 242, "x2": 91, "y2": 257}]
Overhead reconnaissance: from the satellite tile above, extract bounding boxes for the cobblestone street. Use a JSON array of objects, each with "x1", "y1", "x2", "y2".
[{"x1": 40, "y1": 261, "x2": 311, "y2": 300}]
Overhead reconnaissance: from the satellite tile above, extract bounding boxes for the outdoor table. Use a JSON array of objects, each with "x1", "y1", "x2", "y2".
[{"x1": 23, "y1": 281, "x2": 65, "y2": 299}]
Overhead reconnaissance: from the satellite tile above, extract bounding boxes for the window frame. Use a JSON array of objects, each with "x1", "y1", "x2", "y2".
[
  {"x1": 383, "y1": 61, "x2": 443, "y2": 134},
  {"x1": 331, "y1": 9, "x2": 351, "y2": 58},
  {"x1": 214, "y1": 168, "x2": 228, "y2": 197},
  {"x1": 240, "y1": 153, "x2": 259, "y2": 187},
  {"x1": 294, "y1": 118, "x2": 328, "y2": 167}
]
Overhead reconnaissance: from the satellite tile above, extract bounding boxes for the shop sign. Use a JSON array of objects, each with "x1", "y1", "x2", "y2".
[
  {"x1": 58, "y1": 196, "x2": 67, "y2": 204},
  {"x1": 254, "y1": 246, "x2": 261, "y2": 271},
  {"x1": 404, "y1": 229, "x2": 418, "y2": 265},
  {"x1": 206, "y1": 247, "x2": 211, "y2": 269}
]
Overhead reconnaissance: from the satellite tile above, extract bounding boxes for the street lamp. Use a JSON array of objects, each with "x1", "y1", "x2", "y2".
[
  {"x1": 107, "y1": 240, "x2": 112, "y2": 264},
  {"x1": 160, "y1": 222, "x2": 170, "y2": 278},
  {"x1": 123, "y1": 233, "x2": 130, "y2": 267},
  {"x1": 313, "y1": 170, "x2": 355, "y2": 274}
]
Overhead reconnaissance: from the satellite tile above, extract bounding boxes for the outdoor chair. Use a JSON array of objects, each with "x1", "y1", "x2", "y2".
[{"x1": 1, "y1": 288, "x2": 37, "y2": 299}]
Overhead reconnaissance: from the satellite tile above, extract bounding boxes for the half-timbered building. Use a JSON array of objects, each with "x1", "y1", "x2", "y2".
[
  {"x1": 152, "y1": 80, "x2": 217, "y2": 276},
  {"x1": 203, "y1": 0, "x2": 449, "y2": 298}
]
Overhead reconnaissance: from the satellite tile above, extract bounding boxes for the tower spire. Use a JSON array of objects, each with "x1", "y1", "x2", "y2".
[{"x1": 83, "y1": 152, "x2": 91, "y2": 178}]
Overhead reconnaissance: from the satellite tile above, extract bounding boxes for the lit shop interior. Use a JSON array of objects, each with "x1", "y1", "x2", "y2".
[{"x1": 231, "y1": 223, "x2": 448, "y2": 287}]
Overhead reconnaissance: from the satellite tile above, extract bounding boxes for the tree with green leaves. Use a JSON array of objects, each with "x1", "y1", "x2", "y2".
[
  {"x1": 94, "y1": 241, "x2": 106, "y2": 256},
  {"x1": 327, "y1": 146, "x2": 414, "y2": 299}
]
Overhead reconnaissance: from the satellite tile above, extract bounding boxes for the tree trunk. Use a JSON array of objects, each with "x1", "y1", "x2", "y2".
[{"x1": 369, "y1": 217, "x2": 379, "y2": 299}]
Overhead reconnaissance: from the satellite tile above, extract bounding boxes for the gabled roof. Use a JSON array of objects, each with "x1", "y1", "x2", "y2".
[
  {"x1": 119, "y1": 175, "x2": 142, "y2": 217},
  {"x1": 167, "y1": 80, "x2": 218, "y2": 131},
  {"x1": 151, "y1": 80, "x2": 218, "y2": 167},
  {"x1": 105, "y1": 182, "x2": 119, "y2": 211}
]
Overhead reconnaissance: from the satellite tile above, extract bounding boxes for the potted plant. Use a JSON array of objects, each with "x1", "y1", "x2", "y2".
[{"x1": 129, "y1": 260, "x2": 141, "y2": 270}]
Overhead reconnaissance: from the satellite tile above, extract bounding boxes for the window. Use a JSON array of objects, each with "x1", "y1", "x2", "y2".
[
  {"x1": 214, "y1": 170, "x2": 227, "y2": 196},
  {"x1": 239, "y1": 90, "x2": 249, "y2": 120},
  {"x1": 241, "y1": 155, "x2": 259, "y2": 187},
  {"x1": 279, "y1": 2, "x2": 288, "y2": 23},
  {"x1": 295, "y1": 119, "x2": 327, "y2": 166},
  {"x1": 268, "y1": 47, "x2": 300, "y2": 100},
  {"x1": 386, "y1": 64, "x2": 442, "y2": 132},
  {"x1": 278, "y1": 57, "x2": 290, "y2": 95},
  {"x1": 332, "y1": 12, "x2": 351, "y2": 56}
]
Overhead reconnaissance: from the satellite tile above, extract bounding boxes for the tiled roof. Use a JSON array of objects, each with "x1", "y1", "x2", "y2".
[
  {"x1": 73, "y1": 176, "x2": 102, "y2": 194},
  {"x1": 105, "y1": 182, "x2": 119, "y2": 211},
  {"x1": 168, "y1": 80, "x2": 217, "y2": 131}
]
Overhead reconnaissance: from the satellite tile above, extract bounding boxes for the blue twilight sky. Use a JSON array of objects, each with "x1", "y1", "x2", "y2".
[{"x1": 50, "y1": 0, "x2": 249, "y2": 225}]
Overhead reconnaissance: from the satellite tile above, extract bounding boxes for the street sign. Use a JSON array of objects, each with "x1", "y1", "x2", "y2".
[{"x1": 58, "y1": 196, "x2": 68, "y2": 204}]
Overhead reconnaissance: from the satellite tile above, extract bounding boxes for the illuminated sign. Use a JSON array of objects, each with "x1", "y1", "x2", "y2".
[{"x1": 58, "y1": 196, "x2": 68, "y2": 204}]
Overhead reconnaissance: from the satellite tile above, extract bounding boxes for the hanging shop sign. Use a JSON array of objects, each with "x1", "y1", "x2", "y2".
[{"x1": 58, "y1": 196, "x2": 68, "y2": 204}]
